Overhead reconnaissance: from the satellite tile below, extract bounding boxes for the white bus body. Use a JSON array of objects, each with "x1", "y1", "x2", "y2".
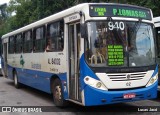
[{"x1": 1, "y1": 3, "x2": 158, "y2": 106}]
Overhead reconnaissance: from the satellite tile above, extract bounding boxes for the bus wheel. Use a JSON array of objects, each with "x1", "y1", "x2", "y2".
[
  {"x1": 13, "y1": 71, "x2": 20, "y2": 88},
  {"x1": 52, "y1": 79, "x2": 66, "y2": 107}
]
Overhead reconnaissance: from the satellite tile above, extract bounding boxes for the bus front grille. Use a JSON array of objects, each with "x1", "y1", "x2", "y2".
[{"x1": 107, "y1": 72, "x2": 146, "y2": 81}]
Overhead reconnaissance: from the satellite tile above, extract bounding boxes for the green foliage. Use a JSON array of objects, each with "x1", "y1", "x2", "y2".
[
  {"x1": 0, "y1": 0, "x2": 160, "y2": 37},
  {"x1": 5, "y1": 0, "x2": 77, "y2": 30},
  {"x1": 126, "y1": 0, "x2": 160, "y2": 16}
]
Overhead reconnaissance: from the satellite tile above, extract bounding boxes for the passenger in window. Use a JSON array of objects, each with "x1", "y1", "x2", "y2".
[{"x1": 46, "y1": 38, "x2": 52, "y2": 51}]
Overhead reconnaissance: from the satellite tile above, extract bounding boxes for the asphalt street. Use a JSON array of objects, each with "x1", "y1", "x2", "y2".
[{"x1": 0, "y1": 76, "x2": 159, "y2": 115}]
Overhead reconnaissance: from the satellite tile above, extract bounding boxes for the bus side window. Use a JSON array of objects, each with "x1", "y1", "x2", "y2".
[
  {"x1": 58, "y1": 21, "x2": 64, "y2": 51},
  {"x1": 15, "y1": 34, "x2": 23, "y2": 53},
  {"x1": 33, "y1": 26, "x2": 46, "y2": 52},
  {"x1": 46, "y1": 20, "x2": 64, "y2": 52},
  {"x1": 23, "y1": 30, "x2": 32, "y2": 53},
  {"x1": 9, "y1": 36, "x2": 15, "y2": 54}
]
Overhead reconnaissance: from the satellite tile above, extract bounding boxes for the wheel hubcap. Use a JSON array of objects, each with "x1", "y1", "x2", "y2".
[
  {"x1": 54, "y1": 86, "x2": 61, "y2": 101},
  {"x1": 14, "y1": 75, "x2": 17, "y2": 85}
]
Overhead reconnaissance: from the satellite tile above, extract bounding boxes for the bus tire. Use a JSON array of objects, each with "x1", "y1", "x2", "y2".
[
  {"x1": 13, "y1": 71, "x2": 20, "y2": 89},
  {"x1": 52, "y1": 78, "x2": 67, "y2": 107}
]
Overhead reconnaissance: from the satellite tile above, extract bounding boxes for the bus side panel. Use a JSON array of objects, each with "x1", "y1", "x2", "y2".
[
  {"x1": 11, "y1": 66, "x2": 68, "y2": 95},
  {"x1": 7, "y1": 65, "x2": 14, "y2": 80}
]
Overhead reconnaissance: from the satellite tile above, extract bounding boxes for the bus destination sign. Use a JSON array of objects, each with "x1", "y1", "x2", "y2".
[{"x1": 89, "y1": 5, "x2": 151, "y2": 20}]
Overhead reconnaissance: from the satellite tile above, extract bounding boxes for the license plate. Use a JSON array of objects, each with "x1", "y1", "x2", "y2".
[{"x1": 123, "y1": 93, "x2": 136, "y2": 99}]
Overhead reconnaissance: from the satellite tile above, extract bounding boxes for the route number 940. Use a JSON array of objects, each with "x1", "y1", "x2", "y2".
[{"x1": 108, "y1": 21, "x2": 125, "y2": 30}]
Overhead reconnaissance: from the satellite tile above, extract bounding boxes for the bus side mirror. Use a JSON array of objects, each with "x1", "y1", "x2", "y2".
[{"x1": 80, "y1": 23, "x2": 87, "y2": 39}]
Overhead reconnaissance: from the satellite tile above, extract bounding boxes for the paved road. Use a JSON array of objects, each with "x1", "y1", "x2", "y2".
[{"x1": 0, "y1": 76, "x2": 159, "y2": 115}]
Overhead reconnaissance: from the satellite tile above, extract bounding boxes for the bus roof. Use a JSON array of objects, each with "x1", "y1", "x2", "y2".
[{"x1": 2, "y1": 3, "x2": 152, "y2": 39}]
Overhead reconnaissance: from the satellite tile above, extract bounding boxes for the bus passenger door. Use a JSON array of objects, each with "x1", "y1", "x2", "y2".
[{"x1": 68, "y1": 22, "x2": 81, "y2": 102}]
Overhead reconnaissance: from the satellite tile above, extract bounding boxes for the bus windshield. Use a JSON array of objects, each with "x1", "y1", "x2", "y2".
[{"x1": 85, "y1": 21, "x2": 156, "y2": 67}]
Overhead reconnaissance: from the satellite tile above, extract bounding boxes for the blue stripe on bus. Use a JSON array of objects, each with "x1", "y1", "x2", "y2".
[
  {"x1": 7, "y1": 64, "x2": 68, "y2": 97},
  {"x1": 152, "y1": 64, "x2": 158, "y2": 77},
  {"x1": 79, "y1": 54, "x2": 100, "y2": 91}
]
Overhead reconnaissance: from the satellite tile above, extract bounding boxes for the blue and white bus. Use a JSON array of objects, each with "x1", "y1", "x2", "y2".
[
  {"x1": 154, "y1": 16, "x2": 160, "y2": 84},
  {"x1": 1, "y1": 3, "x2": 158, "y2": 106}
]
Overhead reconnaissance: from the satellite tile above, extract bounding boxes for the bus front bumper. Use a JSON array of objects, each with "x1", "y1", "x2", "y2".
[{"x1": 83, "y1": 81, "x2": 158, "y2": 106}]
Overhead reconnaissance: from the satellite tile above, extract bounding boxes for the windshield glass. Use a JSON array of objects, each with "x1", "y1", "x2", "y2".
[{"x1": 85, "y1": 21, "x2": 155, "y2": 67}]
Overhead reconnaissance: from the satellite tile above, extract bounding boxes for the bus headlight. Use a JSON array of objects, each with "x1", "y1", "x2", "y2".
[
  {"x1": 146, "y1": 74, "x2": 158, "y2": 87},
  {"x1": 84, "y1": 76, "x2": 108, "y2": 90}
]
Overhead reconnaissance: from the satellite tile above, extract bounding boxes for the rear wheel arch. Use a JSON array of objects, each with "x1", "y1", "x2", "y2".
[{"x1": 50, "y1": 75, "x2": 60, "y2": 93}]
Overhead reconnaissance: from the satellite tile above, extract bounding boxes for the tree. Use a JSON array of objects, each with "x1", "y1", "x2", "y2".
[
  {"x1": 124, "y1": 0, "x2": 160, "y2": 16},
  {"x1": 1, "y1": 0, "x2": 160, "y2": 36},
  {"x1": 6, "y1": 0, "x2": 77, "y2": 29},
  {"x1": 0, "y1": 3, "x2": 9, "y2": 37},
  {"x1": 0, "y1": 3, "x2": 8, "y2": 19}
]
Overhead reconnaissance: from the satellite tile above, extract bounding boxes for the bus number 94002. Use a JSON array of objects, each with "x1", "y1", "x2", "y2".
[{"x1": 48, "y1": 58, "x2": 61, "y2": 65}]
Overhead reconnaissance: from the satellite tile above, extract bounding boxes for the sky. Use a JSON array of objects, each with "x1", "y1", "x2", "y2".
[{"x1": 0, "y1": 0, "x2": 10, "y2": 5}]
